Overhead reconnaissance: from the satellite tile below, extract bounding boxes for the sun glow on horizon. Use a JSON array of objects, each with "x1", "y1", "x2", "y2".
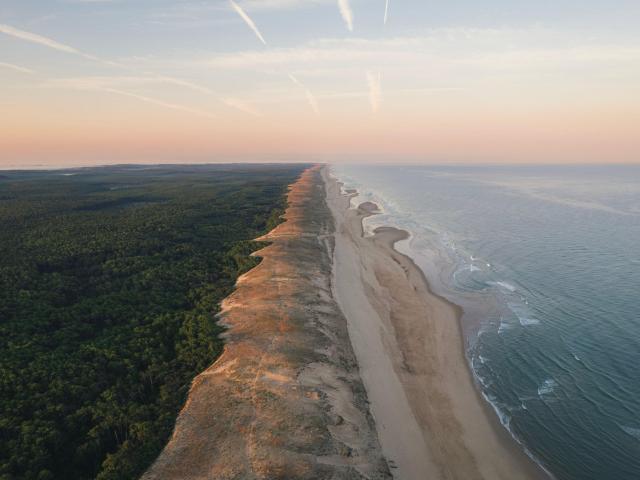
[{"x1": 1, "y1": 1, "x2": 639, "y2": 167}]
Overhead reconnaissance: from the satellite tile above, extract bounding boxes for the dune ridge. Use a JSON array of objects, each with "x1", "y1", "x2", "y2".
[{"x1": 143, "y1": 165, "x2": 391, "y2": 479}]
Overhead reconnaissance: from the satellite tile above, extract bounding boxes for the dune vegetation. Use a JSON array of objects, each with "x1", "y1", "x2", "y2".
[{"x1": 0, "y1": 164, "x2": 306, "y2": 480}]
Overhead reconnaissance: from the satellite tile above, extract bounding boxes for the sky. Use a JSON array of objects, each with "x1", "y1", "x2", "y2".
[{"x1": 1, "y1": 0, "x2": 639, "y2": 167}]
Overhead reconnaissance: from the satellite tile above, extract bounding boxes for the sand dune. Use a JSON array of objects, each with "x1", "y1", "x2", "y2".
[{"x1": 143, "y1": 166, "x2": 390, "y2": 479}]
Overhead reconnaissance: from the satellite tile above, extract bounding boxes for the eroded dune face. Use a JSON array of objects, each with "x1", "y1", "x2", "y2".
[{"x1": 143, "y1": 166, "x2": 391, "y2": 480}]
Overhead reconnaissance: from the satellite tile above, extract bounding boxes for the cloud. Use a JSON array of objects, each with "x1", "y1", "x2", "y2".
[
  {"x1": 0, "y1": 61, "x2": 35, "y2": 74},
  {"x1": 240, "y1": 0, "x2": 331, "y2": 10},
  {"x1": 0, "y1": 23, "x2": 267, "y2": 117},
  {"x1": 303, "y1": 89, "x2": 320, "y2": 114},
  {"x1": 0, "y1": 22, "x2": 275, "y2": 121},
  {"x1": 45, "y1": 75, "x2": 265, "y2": 119},
  {"x1": 150, "y1": 75, "x2": 213, "y2": 94},
  {"x1": 0, "y1": 23, "x2": 109, "y2": 64},
  {"x1": 101, "y1": 88, "x2": 218, "y2": 119},
  {"x1": 193, "y1": 29, "x2": 640, "y2": 76},
  {"x1": 384, "y1": 0, "x2": 390, "y2": 25},
  {"x1": 366, "y1": 71, "x2": 381, "y2": 113},
  {"x1": 228, "y1": 1, "x2": 323, "y2": 114},
  {"x1": 0, "y1": 23, "x2": 217, "y2": 94},
  {"x1": 221, "y1": 97, "x2": 263, "y2": 117},
  {"x1": 49, "y1": 74, "x2": 214, "y2": 94},
  {"x1": 44, "y1": 76, "x2": 187, "y2": 89},
  {"x1": 288, "y1": 73, "x2": 319, "y2": 114},
  {"x1": 0, "y1": 23, "x2": 80, "y2": 54},
  {"x1": 230, "y1": 0, "x2": 267, "y2": 45},
  {"x1": 40, "y1": 76, "x2": 218, "y2": 119},
  {"x1": 337, "y1": 0, "x2": 353, "y2": 32}
]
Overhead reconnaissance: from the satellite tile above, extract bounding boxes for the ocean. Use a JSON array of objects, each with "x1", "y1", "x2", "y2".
[{"x1": 331, "y1": 164, "x2": 640, "y2": 480}]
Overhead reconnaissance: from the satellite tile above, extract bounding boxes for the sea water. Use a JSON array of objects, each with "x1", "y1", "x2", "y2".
[{"x1": 331, "y1": 164, "x2": 640, "y2": 480}]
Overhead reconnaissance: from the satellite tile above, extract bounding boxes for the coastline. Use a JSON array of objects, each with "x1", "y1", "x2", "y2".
[{"x1": 323, "y1": 166, "x2": 546, "y2": 479}]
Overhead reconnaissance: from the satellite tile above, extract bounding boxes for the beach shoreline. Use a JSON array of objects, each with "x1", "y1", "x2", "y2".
[{"x1": 323, "y1": 166, "x2": 547, "y2": 480}]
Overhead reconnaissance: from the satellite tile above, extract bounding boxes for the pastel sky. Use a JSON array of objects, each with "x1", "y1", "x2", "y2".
[{"x1": 1, "y1": 0, "x2": 639, "y2": 167}]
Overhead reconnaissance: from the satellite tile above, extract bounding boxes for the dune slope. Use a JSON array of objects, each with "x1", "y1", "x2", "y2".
[{"x1": 143, "y1": 165, "x2": 391, "y2": 480}]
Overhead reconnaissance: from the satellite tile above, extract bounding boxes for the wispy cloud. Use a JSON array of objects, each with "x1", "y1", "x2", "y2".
[
  {"x1": 45, "y1": 75, "x2": 261, "y2": 118},
  {"x1": 0, "y1": 22, "x2": 262, "y2": 116},
  {"x1": 0, "y1": 23, "x2": 80, "y2": 54},
  {"x1": 0, "y1": 23, "x2": 111, "y2": 65},
  {"x1": 337, "y1": 0, "x2": 353, "y2": 32},
  {"x1": 43, "y1": 76, "x2": 189, "y2": 90},
  {"x1": 366, "y1": 71, "x2": 382, "y2": 113},
  {"x1": 150, "y1": 75, "x2": 213, "y2": 94},
  {"x1": 40, "y1": 76, "x2": 219, "y2": 119},
  {"x1": 384, "y1": 0, "x2": 390, "y2": 25},
  {"x1": 0, "y1": 23, "x2": 214, "y2": 94},
  {"x1": 221, "y1": 97, "x2": 263, "y2": 117},
  {"x1": 241, "y1": 0, "x2": 332, "y2": 10},
  {"x1": 288, "y1": 73, "x2": 319, "y2": 114},
  {"x1": 230, "y1": 0, "x2": 267, "y2": 45},
  {"x1": 193, "y1": 30, "x2": 640, "y2": 76},
  {"x1": 228, "y1": 1, "x2": 323, "y2": 114},
  {"x1": 0, "y1": 61, "x2": 34, "y2": 74},
  {"x1": 101, "y1": 88, "x2": 218, "y2": 119}
]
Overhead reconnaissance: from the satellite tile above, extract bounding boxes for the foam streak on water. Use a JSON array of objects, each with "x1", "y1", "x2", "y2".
[{"x1": 332, "y1": 164, "x2": 640, "y2": 480}]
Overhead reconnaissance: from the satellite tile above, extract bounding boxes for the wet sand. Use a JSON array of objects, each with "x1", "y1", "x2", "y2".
[{"x1": 324, "y1": 167, "x2": 546, "y2": 480}]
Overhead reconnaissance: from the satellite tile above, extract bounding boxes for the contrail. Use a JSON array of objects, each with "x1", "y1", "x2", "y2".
[
  {"x1": 229, "y1": 0, "x2": 267, "y2": 45},
  {"x1": 0, "y1": 23, "x2": 271, "y2": 117},
  {"x1": 101, "y1": 88, "x2": 218, "y2": 120},
  {"x1": 225, "y1": 4, "x2": 317, "y2": 114},
  {"x1": 0, "y1": 23, "x2": 259, "y2": 118},
  {"x1": 288, "y1": 73, "x2": 319, "y2": 114},
  {"x1": 366, "y1": 71, "x2": 382, "y2": 113},
  {"x1": 0, "y1": 25, "x2": 209, "y2": 94},
  {"x1": 0, "y1": 23, "x2": 107, "y2": 64},
  {"x1": 337, "y1": 0, "x2": 354, "y2": 32},
  {"x1": 0, "y1": 23, "x2": 79, "y2": 54},
  {"x1": 0, "y1": 61, "x2": 34, "y2": 74},
  {"x1": 384, "y1": 0, "x2": 390, "y2": 25},
  {"x1": 151, "y1": 75, "x2": 213, "y2": 95},
  {"x1": 0, "y1": 23, "x2": 213, "y2": 96},
  {"x1": 221, "y1": 97, "x2": 263, "y2": 117}
]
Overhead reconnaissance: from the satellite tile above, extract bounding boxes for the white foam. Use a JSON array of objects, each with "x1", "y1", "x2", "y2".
[
  {"x1": 492, "y1": 281, "x2": 517, "y2": 292},
  {"x1": 498, "y1": 321, "x2": 515, "y2": 334},
  {"x1": 538, "y1": 378, "x2": 557, "y2": 396},
  {"x1": 507, "y1": 301, "x2": 540, "y2": 327},
  {"x1": 519, "y1": 317, "x2": 541, "y2": 326},
  {"x1": 621, "y1": 425, "x2": 640, "y2": 441},
  {"x1": 482, "y1": 391, "x2": 512, "y2": 430},
  {"x1": 469, "y1": 265, "x2": 481, "y2": 272},
  {"x1": 476, "y1": 324, "x2": 492, "y2": 339}
]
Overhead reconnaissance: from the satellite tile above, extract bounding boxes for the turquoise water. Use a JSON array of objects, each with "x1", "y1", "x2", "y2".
[{"x1": 332, "y1": 164, "x2": 640, "y2": 480}]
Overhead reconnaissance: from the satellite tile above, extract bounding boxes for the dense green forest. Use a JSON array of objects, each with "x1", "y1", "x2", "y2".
[{"x1": 0, "y1": 164, "x2": 306, "y2": 480}]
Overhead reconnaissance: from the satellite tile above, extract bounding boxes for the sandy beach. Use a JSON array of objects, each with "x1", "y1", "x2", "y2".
[{"x1": 324, "y1": 167, "x2": 546, "y2": 480}]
